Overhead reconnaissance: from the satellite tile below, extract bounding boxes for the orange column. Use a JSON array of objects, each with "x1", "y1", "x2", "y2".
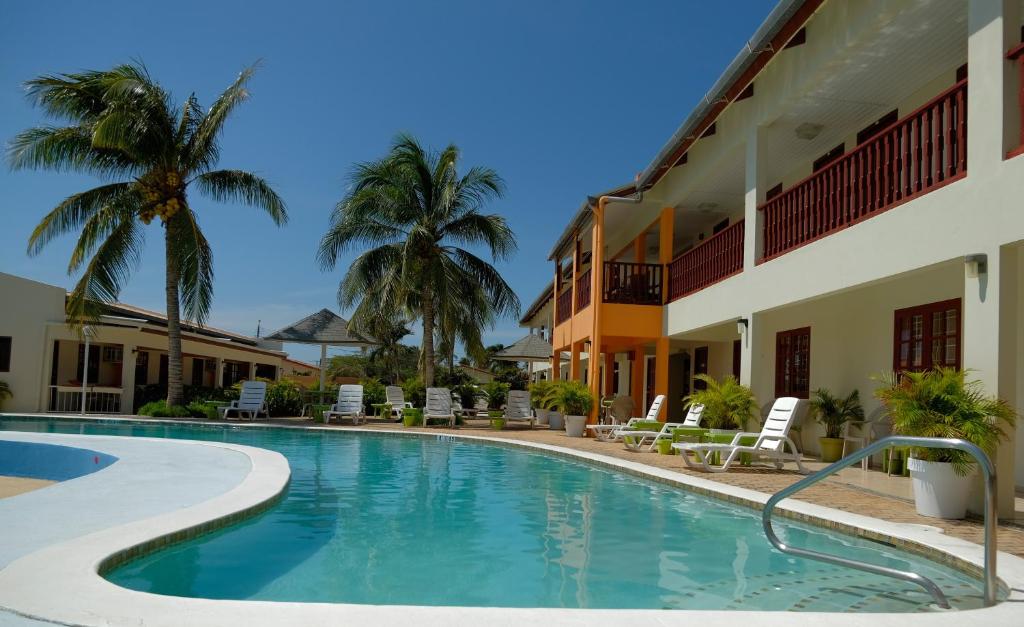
[
  {"x1": 569, "y1": 342, "x2": 581, "y2": 381},
  {"x1": 631, "y1": 346, "x2": 644, "y2": 414},
  {"x1": 634, "y1": 232, "x2": 646, "y2": 264},
  {"x1": 587, "y1": 204, "x2": 606, "y2": 423},
  {"x1": 655, "y1": 337, "x2": 670, "y2": 421},
  {"x1": 603, "y1": 352, "x2": 615, "y2": 397}
]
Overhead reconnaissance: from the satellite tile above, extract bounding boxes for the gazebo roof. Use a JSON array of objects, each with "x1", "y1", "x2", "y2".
[
  {"x1": 264, "y1": 309, "x2": 374, "y2": 346},
  {"x1": 493, "y1": 333, "x2": 553, "y2": 362}
]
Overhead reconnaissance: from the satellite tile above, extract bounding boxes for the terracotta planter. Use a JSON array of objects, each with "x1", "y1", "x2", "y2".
[{"x1": 818, "y1": 437, "x2": 845, "y2": 463}]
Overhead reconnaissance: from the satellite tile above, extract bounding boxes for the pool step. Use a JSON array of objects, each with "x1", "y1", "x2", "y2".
[{"x1": 679, "y1": 567, "x2": 984, "y2": 612}]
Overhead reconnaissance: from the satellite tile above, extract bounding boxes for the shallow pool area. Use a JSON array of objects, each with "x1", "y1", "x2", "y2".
[{"x1": 0, "y1": 417, "x2": 998, "y2": 613}]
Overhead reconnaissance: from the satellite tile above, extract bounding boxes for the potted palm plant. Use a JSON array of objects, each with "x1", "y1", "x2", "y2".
[
  {"x1": 0, "y1": 380, "x2": 10, "y2": 410},
  {"x1": 529, "y1": 380, "x2": 554, "y2": 425},
  {"x1": 543, "y1": 380, "x2": 593, "y2": 437},
  {"x1": 809, "y1": 388, "x2": 864, "y2": 462},
  {"x1": 875, "y1": 368, "x2": 1016, "y2": 519},
  {"x1": 683, "y1": 375, "x2": 757, "y2": 432}
]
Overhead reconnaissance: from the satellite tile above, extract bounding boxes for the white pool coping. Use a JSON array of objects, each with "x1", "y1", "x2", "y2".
[{"x1": 0, "y1": 414, "x2": 1022, "y2": 626}]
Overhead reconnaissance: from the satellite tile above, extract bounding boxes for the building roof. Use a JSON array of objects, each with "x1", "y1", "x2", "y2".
[
  {"x1": 264, "y1": 309, "x2": 374, "y2": 346},
  {"x1": 518, "y1": 284, "x2": 554, "y2": 326},
  {"x1": 493, "y1": 333, "x2": 553, "y2": 362},
  {"x1": 101, "y1": 301, "x2": 262, "y2": 347},
  {"x1": 636, "y1": 0, "x2": 819, "y2": 190},
  {"x1": 547, "y1": 182, "x2": 636, "y2": 261},
  {"x1": 283, "y1": 357, "x2": 321, "y2": 371}
]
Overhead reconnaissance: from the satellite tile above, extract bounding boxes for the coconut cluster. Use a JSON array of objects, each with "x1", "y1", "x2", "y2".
[{"x1": 138, "y1": 171, "x2": 184, "y2": 225}]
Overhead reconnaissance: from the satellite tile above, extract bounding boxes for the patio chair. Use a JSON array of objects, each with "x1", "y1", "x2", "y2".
[
  {"x1": 617, "y1": 402, "x2": 703, "y2": 452},
  {"x1": 323, "y1": 384, "x2": 365, "y2": 425},
  {"x1": 219, "y1": 380, "x2": 268, "y2": 420},
  {"x1": 424, "y1": 387, "x2": 456, "y2": 427},
  {"x1": 672, "y1": 397, "x2": 807, "y2": 473},
  {"x1": 385, "y1": 385, "x2": 413, "y2": 421},
  {"x1": 504, "y1": 390, "x2": 535, "y2": 429},
  {"x1": 587, "y1": 395, "x2": 637, "y2": 441}
]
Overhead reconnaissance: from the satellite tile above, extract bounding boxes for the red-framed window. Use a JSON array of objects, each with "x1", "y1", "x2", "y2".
[
  {"x1": 775, "y1": 327, "x2": 810, "y2": 399},
  {"x1": 893, "y1": 298, "x2": 961, "y2": 373}
]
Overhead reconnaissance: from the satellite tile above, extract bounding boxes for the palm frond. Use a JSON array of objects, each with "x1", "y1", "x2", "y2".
[
  {"x1": 27, "y1": 182, "x2": 136, "y2": 256},
  {"x1": 193, "y1": 169, "x2": 288, "y2": 225},
  {"x1": 8, "y1": 126, "x2": 135, "y2": 176},
  {"x1": 65, "y1": 215, "x2": 144, "y2": 326},
  {"x1": 185, "y1": 63, "x2": 259, "y2": 172},
  {"x1": 167, "y1": 207, "x2": 214, "y2": 324}
]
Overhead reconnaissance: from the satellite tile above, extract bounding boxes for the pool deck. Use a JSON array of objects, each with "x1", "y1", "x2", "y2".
[{"x1": 1, "y1": 414, "x2": 1023, "y2": 626}]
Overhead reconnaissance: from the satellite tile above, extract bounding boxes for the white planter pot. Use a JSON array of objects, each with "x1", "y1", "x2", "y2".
[
  {"x1": 907, "y1": 457, "x2": 974, "y2": 519},
  {"x1": 534, "y1": 408, "x2": 550, "y2": 425},
  {"x1": 564, "y1": 415, "x2": 587, "y2": 437},
  {"x1": 547, "y1": 412, "x2": 564, "y2": 430}
]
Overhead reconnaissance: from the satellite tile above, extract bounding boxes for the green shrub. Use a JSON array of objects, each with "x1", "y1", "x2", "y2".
[
  {"x1": 138, "y1": 400, "x2": 192, "y2": 418},
  {"x1": 482, "y1": 380, "x2": 510, "y2": 409},
  {"x1": 452, "y1": 383, "x2": 478, "y2": 408},
  {"x1": 529, "y1": 380, "x2": 554, "y2": 406},
  {"x1": 684, "y1": 375, "x2": 757, "y2": 430},
  {"x1": 264, "y1": 379, "x2": 303, "y2": 417},
  {"x1": 401, "y1": 378, "x2": 426, "y2": 408},
  {"x1": 360, "y1": 378, "x2": 387, "y2": 414},
  {"x1": 133, "y1": 383, "x2": 237, "y2": 412},
  {"x1": 186, "y1": 401, "x2": 220, "y2": 420},
  {"x1": 875, "y1": 368, "x2": 1017, "y2": 475},
  {"x1": 541, "y1": 380, "x2": 594, "y2": 416}
]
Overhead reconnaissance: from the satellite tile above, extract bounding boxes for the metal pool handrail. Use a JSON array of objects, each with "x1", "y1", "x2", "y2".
[{"x1": 761, "y1": 436, "x2": 997, "y2": 609}]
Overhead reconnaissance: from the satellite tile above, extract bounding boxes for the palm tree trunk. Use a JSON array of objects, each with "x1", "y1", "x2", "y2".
[
  {"x1": 422, "y1": 286, "x2": 435, "y2": 387},
  {"x1": 165, "y1": 228, "x2": 184, "y2": 407}
]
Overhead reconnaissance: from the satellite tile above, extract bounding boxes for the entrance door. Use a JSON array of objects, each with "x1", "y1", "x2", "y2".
[
  {"x1": 135, "y1": 351, "x2": 149, "y2": 385},
  {"x1": 732, "y1": 339, "x2": 741, "y2": 380},
  {"x1": 694, "y1": 346, "x2": 709, "y2": 390}
]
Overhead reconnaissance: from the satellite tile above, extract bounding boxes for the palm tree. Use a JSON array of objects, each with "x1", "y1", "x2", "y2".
[
  {"x1": 9, "y1": 62, "x2": 287, "y2": 406},
  {"x1": 318, "y1": 134, "x2": 519, "y2": 386}
]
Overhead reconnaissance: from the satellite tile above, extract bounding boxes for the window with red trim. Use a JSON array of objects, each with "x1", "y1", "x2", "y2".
[
  {"x1": 775, "y1": 327, "x2": 810, "y2": 398},
  {"x1": 893, "y1": 299, "x2": 961, "y2": 372}
]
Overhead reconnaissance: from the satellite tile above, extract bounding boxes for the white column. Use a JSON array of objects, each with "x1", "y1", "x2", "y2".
[
  {"x1": 743, "y1": 125, "x2": 767, "y2": 270},
  {"x1": 214, "y1": 358, "x2": 224, "y2": 389},
  {"x1": 962, "y1": 245, "x2": 1019, "y2": 516},
  {"x1": 120, "y1": 344, "x2": 135, "y2": 415},
  {"x1": 967, "y1": 0, "x2": 1021, "y2": 167}
]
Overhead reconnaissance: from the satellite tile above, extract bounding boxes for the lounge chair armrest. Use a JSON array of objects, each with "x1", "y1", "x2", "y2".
[{"x1": 730, "y1": 431, "x2": 760, "y2": 445}]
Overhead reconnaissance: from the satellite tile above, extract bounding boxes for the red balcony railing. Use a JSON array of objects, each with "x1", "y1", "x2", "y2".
[
  {"x1": 1008, "y1": 43, "x2": 1024, "y2": 158},
  {"x1": 667, "y1": 220, "x2": 744, "y2": 302},
  {"x1": 575, "y1": 268, "x2": 592, "y2": 311},
  {"x1": 603, "y1": 262, "x2": 663, "y2": 305},
  {"x1": 555, "y1": 288, "x2": 572, "y2": 324},
  {"x1": 760, "y1": 79, "x2": 968, "y2": 261}
]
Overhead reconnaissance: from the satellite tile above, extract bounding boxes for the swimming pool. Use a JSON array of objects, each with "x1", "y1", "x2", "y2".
[{"x1": 0, "y1": 418, "x2": 994, "y2": 612}]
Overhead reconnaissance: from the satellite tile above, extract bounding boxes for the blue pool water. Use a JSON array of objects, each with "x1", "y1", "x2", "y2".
[{"x1": 0, "y1": 418, "x2": 992, "y2": 611}]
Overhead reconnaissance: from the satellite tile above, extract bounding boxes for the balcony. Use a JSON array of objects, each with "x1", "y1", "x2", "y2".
[
  {"x1": 760, "y1": 80, "x2": 968, "y2": 261},
  {"x1": 668, "y1": 219, "x2": 744, "y2": 302},
  {"x1": 556, "y1": 288, "x2": 572, "y2": 324},
  {"x1": 575, "y1": 268, "x2": 592, "y2": 311},
  {"x1": 603, "y1": 262, "x2": 663, "y2": 305}
]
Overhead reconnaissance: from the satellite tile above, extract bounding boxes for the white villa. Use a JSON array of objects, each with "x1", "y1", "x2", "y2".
[{"x1": 0, "y1": 272, "x2": 302, "y2": 415}]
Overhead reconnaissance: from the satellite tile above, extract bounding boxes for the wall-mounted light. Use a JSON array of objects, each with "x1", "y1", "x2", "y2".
[
  {"x1": 964, "y1": 254, "x2": 987, "y2": 278},
  {"x1": 736, "y1": 317, "x2": 749, "y2": 335}
]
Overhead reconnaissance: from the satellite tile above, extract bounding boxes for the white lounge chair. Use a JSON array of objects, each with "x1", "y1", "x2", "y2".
[
  {"x1": 587, "y1": 395, "x2": 637, "y2": 441},
  {"x1": 618, "y1": 403, "x2": 705, "y2": 452},
  {"x1": 604, "y1": 395, "x2": 664, "y2": 443},
  {"x1": 424, "y1": 387, "x2": 456, "y2": 427},
  {"x1": 323, "y1": 384, "x2": 365, "y2": 425},
  {"x1": 219, "y1": 380, "x2": 268, "y2": 420},
  {"x1": 385, "y1": 385, "x2": 412, "y2": 420},
  {"x1": 672, "y1": 397, "x2": 807, "y2": 473},
  {"x1": 504, "y1": 390, "x2": 535, "y2": 429}
]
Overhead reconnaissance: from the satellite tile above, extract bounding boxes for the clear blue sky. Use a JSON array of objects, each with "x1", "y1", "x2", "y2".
[{"x1": 0, "y1": 0, "x2": 771, "y2": 363}]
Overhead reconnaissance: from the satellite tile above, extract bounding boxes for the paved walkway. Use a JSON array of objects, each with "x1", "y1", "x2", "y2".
[
  {"x1": 0, "y1": 477, "x2": 52, "y2": 500},
  {"x1": 271, "y1": 417, "x2": 1024, "y2": 557}
]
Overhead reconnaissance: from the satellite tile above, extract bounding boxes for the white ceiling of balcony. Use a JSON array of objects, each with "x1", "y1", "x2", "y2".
[{"x1": 761, "y1": 0, "x2": 967, "y2": 184}]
